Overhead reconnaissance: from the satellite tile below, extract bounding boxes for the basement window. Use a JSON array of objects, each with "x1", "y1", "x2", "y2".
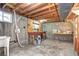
[
  {"x1": 3, "y1": 12, "x2": 12, "y2": 23},
  {"x1": 0, "y1": 10, "x2": 12, "y2": 23}
]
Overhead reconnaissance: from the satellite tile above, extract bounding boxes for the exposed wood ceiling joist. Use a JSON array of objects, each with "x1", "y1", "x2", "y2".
[
  {"x1": 18, "y1": 4, "x2": 29, "y2": 9},
  {"x1": 30, "y1": 4, "x2": 56, "y2": 17},
  {"x1": 31, "y1": 9, "x2": 55, "y2": 17},
  {"x1": 37, "y1": 16, "x2": 58, "y2": 21},
  {"x1": 29, "y1": 13, "x2": 58, "y2": 21},
  {"x1": 5, "y1": 4, "x2": 14, "y2": 9},
  {"x1": 2, "y1": 3, "x2": 7, "y2": 8},
  {"x1": 21, "y1": 3, "x2": 44, "y2": 14},
  {"x1": 21, "y1": 3, "x2": 37, "y2": 13},
  {"x1": 25, "y1": 4, "x2": 55, "y2": 16},
  {"x1": 29, "y1": 11, "x2": 56, "y2": 17},
  {"x1": 47, "y1": 16, "x2": 58, "y2": 20},
  {"x1": 13, "y1": 3, "x2": 24, "y2": 11},
  {"x1": 54, "y1": 3, "x2": 60, "y2": 21},
  {"x1": 66, "y1": 3, "x2": 76, "y2": 20}
]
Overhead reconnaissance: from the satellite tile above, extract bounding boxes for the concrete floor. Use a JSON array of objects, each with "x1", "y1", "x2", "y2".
[{"x1": 9, "y1": 39, "x2": 76, "y2": 56}]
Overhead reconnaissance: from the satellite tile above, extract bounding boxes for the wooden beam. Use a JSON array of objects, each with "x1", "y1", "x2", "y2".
[
  {"x1": 5, "y1": 4, "x2": 14, "y2": 9},
  {"x1": 72, "y1": 4, "x2": 79, "y2": 10},
  {"x1": 32, "y1": 3, "x2": 55, "y2": 18},
  {"x1": 48, "y1": 3, "x2": 54, "y2": 17},
  {"x1": 45, "y1": 17, "x2": 58, "y2": 21},
  {"x1": 29, "y1": 11, "x2": 56, "y2": 18},
  {"x1": 2, "y1": 3, "x2": 7, "y2": 8},
  {"x1": 13, "y1": 3, "x2": 24, "y2": 11},
  {"x1": 54, "y1": 3, "x2": 60, "y2": 21},
  {"x1": 20, "y1": 4, "x2": 35, "y2": 13},
  {"x1": 35, "y1": 16, "x2": 57, "y2": 20},
  {"x1": 19, "y1": 3, "x2": 31, "y2": 9},
  {"x1": 73, "y1": 3, "x2": 79, "y2": 8},
  {"x1": 31, "y1": 8, "x2": 55, "y2": 17},
  {"x1": 37, "y1": 12, "x2": 57, "y2": 19},
  {"x1": 21, "y1": 3, "x2": 43, "y2": 14},
  {"x1": 65, "y1": 3, "x2": 75, "y2": 20},
  {"x1": 43, "y1": 14, "x2": 57, "y2": 19},
  {"x1": 23, "y1": 3, "x2": 47, "y2": 16},
  {"x1": 25, "y1": 4, "x2": 54, "y2": 16},
  {"x1": 67, "y1": 13, "x2": 76, "y2": 19},
  {"x1": 41, "y1": 3, "x2": 58, "y2": 21}
]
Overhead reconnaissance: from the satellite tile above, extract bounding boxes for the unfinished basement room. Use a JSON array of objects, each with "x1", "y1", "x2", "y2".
[{"x1": 0, "y1": 3, "x2": 79, "y2": 56}]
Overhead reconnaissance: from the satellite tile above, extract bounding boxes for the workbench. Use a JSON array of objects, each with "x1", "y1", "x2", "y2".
[
  {"x1": 28, "y1": 32, "x2": 46, "y2": 44},
  {"x1": 0, "y1": 36, "x2": 10, "y2": 56}
]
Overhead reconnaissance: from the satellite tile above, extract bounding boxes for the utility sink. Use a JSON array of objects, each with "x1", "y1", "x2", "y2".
[{"x1": 0, "y1": 36, "x2": 10, "y2": 56}]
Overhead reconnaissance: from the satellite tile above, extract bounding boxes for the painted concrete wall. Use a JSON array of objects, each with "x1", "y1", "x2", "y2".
[{"x1": 42, "y1": 22, "x2": 73, "y2": 41}]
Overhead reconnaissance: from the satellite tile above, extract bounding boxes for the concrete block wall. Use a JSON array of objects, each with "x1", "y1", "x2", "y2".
[
  {"x1": 10, "y1": 14, "x2": 28, "y2": 45},
  {"x1": 16, "y1": 15, "x2": 28, "y2": 45}
]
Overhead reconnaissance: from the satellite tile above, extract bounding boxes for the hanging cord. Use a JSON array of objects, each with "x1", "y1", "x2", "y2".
[{"x1": 13, "y1": 10, "x2": 24, "y2": 47}]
